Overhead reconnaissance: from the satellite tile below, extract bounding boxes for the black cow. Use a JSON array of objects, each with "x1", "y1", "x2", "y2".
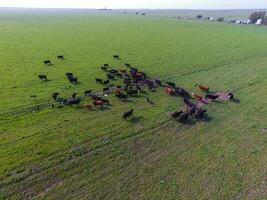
[
  {"x1": 67, "y1": 76, "x2": 78, "y2": 84},
  {"x1": 228, "y1": 92, "x2": 234, "y2": 100},
  {"x1": 38, "y1": 75, "x2": 47, "y2": 81},
  {"x1": 171, "y1": 111, "x2": 183, "y2": 120},
  {"x1": 113, "y1": 55, "x2": 120, "y2": 59},
  {"x1": 104, "y1": 64, "x2": 109, "y2": 67},
  {"x1": 95, "y1": 78, "x2": 103, "y2": 84},
  {"x1": 103, "y1": 87, "x2": 109, "y2": 93},
  {"x1": 103, "y1": 80, "x2": 110, "y2": 85},
  {"x1": 52, "y1": 92, "x2": 59, "y2": 101},
  {"x1": 84, "y1": 90, "x2": 92, "y2": 96},
  {"x1": 206, "y1": 93, "x2": 219, "y2": 100},
  {"x1": 122, "y1": 109, "x2": 134, "y2": 120},
  {"x1": 115, "y1": 93, "x2": 128, "y2": 101},
  {"x1": 195, "y1": 109, "x2": 207, "y2": 119},
  {"x1": 166, "y1": 82, "x2": 176, "y2": 88},
  {"x1": 57, "y1": 55, "x2": 64, "y2": 60},
  {"x1": 66, "y1": 73, "x2": 73, "y2": 77},
  {"x1": 175, "y1": 87, "x2": 190, "y2": 97},
  {"x1": 107, "y1": 73, "x2": 115, "y2": 80},
  {"x1": 67, "y1": 98, "x2": 81, "y2": 106},
  {"x1": 184, "y1": 97, "x2": 195, "y2": 108},
  {"x1": 179, "y1": 112, "x2": 189, "y2": 122},
  {"x1": 43, "y1": 60, "x2": 52, "y2": 66},
  {"x1": 101, "y1": 66, "x2": 108, "y2": 71},
  {"x1": 155, "y1": 79, "x2": 162, "y2": 86},
  {"x1": 125, "y1": 63, "x2": 131, "y2": 68}
]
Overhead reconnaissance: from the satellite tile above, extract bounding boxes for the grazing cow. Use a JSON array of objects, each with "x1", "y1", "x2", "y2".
[
  {"x1": 113, "y1": 55, "x2": 120, "y2": 59},
  {"x1": 52, "y1": 92, "x2": 59, "y2": 101},
  {"x1": 195, "y1": 109, "x2": 207, "y2": 118},
  {"x1": 206, "y1": 93, "x2": 219, "y2": 100},
  {"x1": 67, "y1": 76, "x2": 78, "y2": 84},
  {"x1": 228, "y1": 92, "x2": 234, "y2": 100},
  {"x1": 95, "y1": 78, "x2": 103, "y2": 84},
  {"x1": 104, "y1": 64, "x2": 109, "y2": 67},
  {"x1": 84, "y1": 90, "x2": 92, "y2": 96},
  {"x1": 155, "y1": 79, "x2": 162, "y2": 86},
  {"x1": 166, "y1": 82, "x2": 176, "y2": 88},
  {"x1": 192, "y1": 93, "x2": 203, "y2": 101},
  {"x1": 165, "y1": 87, "x2": 176, "y2": 96},
  {"x1": 107, "y1": 73, "x2": 115, "y2": 80},
  {"x1": 125, "y1": 63, "x2": 131, "y2": 68},
  {"x1": 103, "y1": 87, "x2": 109, "y2": 93},
  {"x1": 171, "y1": 111, "x2": 183, "y2": 120},
  {"x1": 175, "y1": 87, "x2": 190, "y2": 97},
  {"x1": 115, "y1": 93, "x2": 128, "y2": 101},
  {"x1": 179, "y1": 112, "x2": 189, "y2": 122},
  {"x1": 57, "y1": 55, "x2": 64, "y2": 60},
  {"x1": 103, "y1": 80, "x2": 110, "y2": 85},
  {"x1": 93, "y1": 101, "x2": 104, "y2": 107},
  {"x1": 43, "y1": 60, "x2": 52, "y2": 66},
  {"x1": 66, "y1": 72, "x2": 73, "y2": 77},
  {"x1": 127, "y1": 89, "x2": 138, "y2": 96},
  {"x1": 67, "y1": 98, "x2": 81, "y2": 106},
  {"x1": 101, "y1": 66, "x2": 108, "y2": 71},
  {"x1": 196, "y1": 84, "x2": 209, "y2": 92},
  {"x1": 122, "y1": 109, "x2": 134, "y2": 120},
  {"x1": 38, "y1": 75, "x2": 47, "y2": 81}
]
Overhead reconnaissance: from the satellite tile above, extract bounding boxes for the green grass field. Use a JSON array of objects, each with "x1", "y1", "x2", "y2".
[{"x1": 0, "y1": 9, "x2": 266, "y2": 200}]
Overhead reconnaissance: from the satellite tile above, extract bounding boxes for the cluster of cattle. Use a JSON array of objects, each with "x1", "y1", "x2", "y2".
[
  {"x1": 39, "y1": 54, "x2": 235, "y2": 123},
  {"x1": 164, "y1": 82, "x2": 235, "y2": 122}
]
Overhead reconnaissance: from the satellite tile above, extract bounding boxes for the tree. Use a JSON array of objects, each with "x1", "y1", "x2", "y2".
[
  {"x1": 217, "y1": 17, "x2": 224, "y2": 22},
  {"x1": 196, "y1": 15, "x2": 203, "y2": 19},
  {"x1": 249, "y1": 11, "x2": 266, "y2": 23}
]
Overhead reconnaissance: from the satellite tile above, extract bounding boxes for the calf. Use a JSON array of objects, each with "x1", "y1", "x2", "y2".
[
  {"x1": 43, "y1": 60, "x2": 52, "y2": 66},
  {"x1": 155, "y1": 79, "x2": 162, "y2": 86},
  {"x1": 192, "y1": 93, "x2": 203, "y2": 101},
  {"x1": 122, "y1": 109, "x2": 134, "y2": 120},
  {"x1": 228, "y1": 92, "x2": 234, "y2": 100},
  {"x1": 38, "y1": 75, "x2": 47, "y2": 81},
  {"x1": 95, "y1": 78, "x2": 103, "y2": 84},
  {"x1": 196, "y1": 84, "x2": 209, "y2": 92},
  {"x1": 84, "y1": 90, "x2": 92, "y2": 96},
  {"x1": 57, "y1": 55, "x2": 64, "y2": 60}
]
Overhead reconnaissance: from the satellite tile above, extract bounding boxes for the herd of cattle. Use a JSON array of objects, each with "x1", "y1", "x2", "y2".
[{"x1": 39, "y1": 55, "x2": 235, "y2": 122}]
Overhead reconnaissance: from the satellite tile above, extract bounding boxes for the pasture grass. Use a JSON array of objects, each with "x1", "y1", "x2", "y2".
[{"x1": 0, "y1": 9, "x2": 266, "y2": 199}]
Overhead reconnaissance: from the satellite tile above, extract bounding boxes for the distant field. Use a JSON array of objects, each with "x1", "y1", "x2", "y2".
[{"x1": 0, "y1": 9, "x2": 266, "y2": 199}]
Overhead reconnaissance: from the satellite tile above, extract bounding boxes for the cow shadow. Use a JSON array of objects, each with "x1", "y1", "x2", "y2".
[
  {"x1": 232, "y1": 98, "x2": 240, "y2": 104},
  {"x1": 129, "y1": 116, "x2": 144, "y2": 123},
  {"x1": 198, "y1": 115, "x2": 213, "y2": 122}
]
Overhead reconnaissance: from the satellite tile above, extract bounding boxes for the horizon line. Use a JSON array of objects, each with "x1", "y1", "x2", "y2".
[{"x1": 0, "y1": 7, "x2": 266, "y2": 10}]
